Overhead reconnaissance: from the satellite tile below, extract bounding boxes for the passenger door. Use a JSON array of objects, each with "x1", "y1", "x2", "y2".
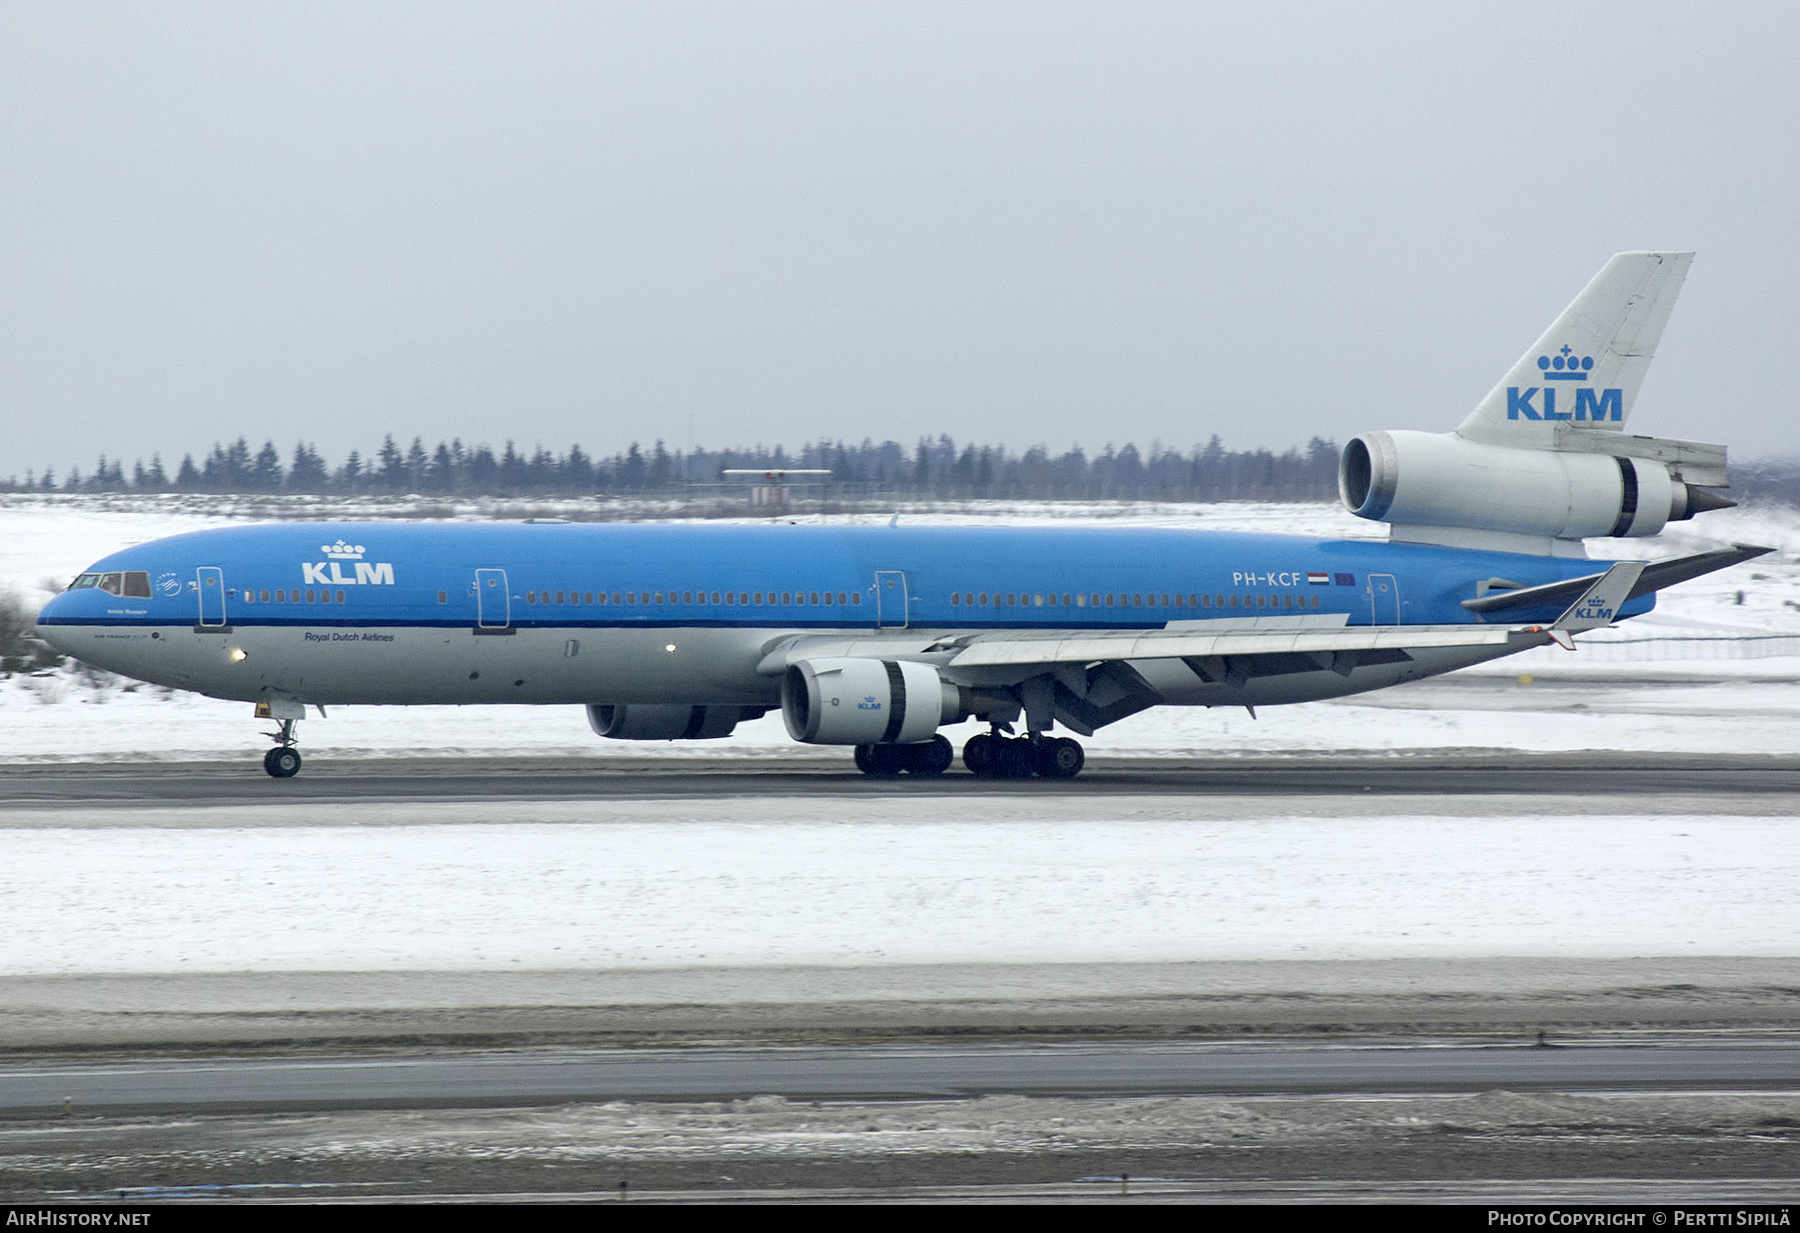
[
  {"x1": 874, "y1": 571, "x2": 908, "y2": 628},
  {"x1": 196, "y1": 567, "x2": 227, "y2": 627},
  {"x1": 1367, "y1": 573, "x2": 1400, "y2": 625},
  {"x1": 475, "y1": 568, "x2": 511, "y2": 629}
]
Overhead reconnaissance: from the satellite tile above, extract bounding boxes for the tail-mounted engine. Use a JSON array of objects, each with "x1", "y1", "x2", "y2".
[
  {"x1": 1340, "y1": 430, "x2": 1733, "y2": 550},
  {"x1": 781, "y1": 657, "x2": 964, "y2": 745}
]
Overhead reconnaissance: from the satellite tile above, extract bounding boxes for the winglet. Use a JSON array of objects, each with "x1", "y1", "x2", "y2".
[{"x1": 1550, "y1": 560, "x2": 1648, "y2": 640}]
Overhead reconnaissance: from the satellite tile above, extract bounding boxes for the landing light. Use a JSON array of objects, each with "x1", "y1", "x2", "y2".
[
  {"x1": 664, "y1": 643, "x2": 677, "y2": 653},
  {"x1": 229, "y1": 648, "x2": 248, "y2": 662}
]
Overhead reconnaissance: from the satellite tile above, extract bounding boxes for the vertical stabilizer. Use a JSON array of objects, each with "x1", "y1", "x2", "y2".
[{"x1": 1457, "y1": 252, "x2": 1693, "y2": 448}]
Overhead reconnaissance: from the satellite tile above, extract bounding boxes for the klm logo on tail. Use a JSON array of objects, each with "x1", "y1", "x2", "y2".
[
  {"x1": 300, "y1": 540, "x2": 396, "y2": 586},
  {"x1": 1507, "y1": 345, "x2": 1622, "y2": 421}
]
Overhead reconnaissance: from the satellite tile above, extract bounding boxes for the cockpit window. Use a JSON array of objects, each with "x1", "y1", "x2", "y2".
[
  {"x1": 69, "y1": 574, "x2": 99, "y2": 589},
  {"x1": 97, "y1": 573, "x2": 124, "y2": 595},
  {"x1": 123, "y1": 572, "x2": 151, "y2": 597}
]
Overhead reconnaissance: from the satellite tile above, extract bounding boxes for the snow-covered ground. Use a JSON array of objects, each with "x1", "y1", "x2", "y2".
[
  {"x1": 4, "y1": 798, "x2": 1795, "y2": 973},
  {"x1": 3, "y1": 493, "x2": 1799, "y2": 762}
]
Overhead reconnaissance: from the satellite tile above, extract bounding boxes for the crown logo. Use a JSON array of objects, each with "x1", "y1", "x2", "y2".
[
  {"x1": 1537, "y1": 344, "x2": 1592, "y2": 381},
  {"x1": 322, "y1": 540, "x2": 366, "y2": 560}
]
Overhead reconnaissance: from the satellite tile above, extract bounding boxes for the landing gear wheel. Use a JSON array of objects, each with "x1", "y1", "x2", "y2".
[
  {"x1": 1037, "y1": 737, "x2": 1085, "y2": 779},
  {"x1": 995, "y1": 738, "x2": 1037, "y2": 779},
  {"x1": 906, "y1": 734, "x2": 954, "y2": 776},
  {"x1": 962, "y1": 733, "x2": 997, "y2": 777},
  {"x1": 264, "y1": 746, "x2": 302, "y2": 778},
  {"x1": 857, "y1": 744, "x2": 902, "y2": 777}
]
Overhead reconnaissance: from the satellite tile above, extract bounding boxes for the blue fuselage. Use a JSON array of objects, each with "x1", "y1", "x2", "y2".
[{"x1": 35, "y1": 521, "x2": 1641, "y2": 710}]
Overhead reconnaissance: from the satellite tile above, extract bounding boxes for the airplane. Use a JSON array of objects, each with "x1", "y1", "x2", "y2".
[{"x1": 35, "y1": 251, "x2": 1766, "y2": 779}]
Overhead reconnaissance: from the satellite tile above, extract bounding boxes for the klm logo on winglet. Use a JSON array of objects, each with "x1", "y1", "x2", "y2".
[
  {"x1": 301, "y1": 540, "x2": 396, "y2": 586},
  {"x1": 1507, "y1": 345, "x2": 1622, "y2": 422}
]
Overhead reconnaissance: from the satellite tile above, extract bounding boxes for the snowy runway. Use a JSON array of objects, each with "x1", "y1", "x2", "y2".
[{"x1": 4, "y1": 796, "x2": 1796, "y2": 975}]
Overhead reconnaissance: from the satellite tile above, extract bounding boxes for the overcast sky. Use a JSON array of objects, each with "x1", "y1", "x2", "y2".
[{"x1": 2, "y1": 1, "x2": 1795, "y2": 481}]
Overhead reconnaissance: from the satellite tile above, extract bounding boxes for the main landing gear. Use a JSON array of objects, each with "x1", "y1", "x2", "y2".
[
  {"x1": 962, "y1": 733, "x2": 1085, "y2": 779},
  {"x1": 853, "y1": 734, "x2": 955, "y2": 777},
  {"x1": 262, "y1": 718, "x2": 303, "y2": 779}
]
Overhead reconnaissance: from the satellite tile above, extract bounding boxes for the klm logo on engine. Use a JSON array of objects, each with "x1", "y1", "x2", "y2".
[
  {"x1": 857, "y1": 695, "x2": 882, "y2": 711},
  {"x1": 1507, "y1": 345, "x2": 1622, "y2": 421},
  {"x1": 301, "y1": 540, "x2": 395, "y2": 586}
]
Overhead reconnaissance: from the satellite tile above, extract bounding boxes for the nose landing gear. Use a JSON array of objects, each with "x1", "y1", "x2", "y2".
[{"x1": 262, "y1": 717, "x2": 303, "y2": 778}]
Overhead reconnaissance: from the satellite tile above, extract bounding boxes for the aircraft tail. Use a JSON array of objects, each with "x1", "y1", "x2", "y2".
[{"x1": 1456, "y1": 252, "x2": 1694, "y2": 447}]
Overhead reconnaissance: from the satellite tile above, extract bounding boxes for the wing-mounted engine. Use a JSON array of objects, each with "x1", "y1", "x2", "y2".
[
  {"x1": 1340, "y1": 251, "x2": 1734, "y2": 557},
  {"x1": 587, "y1": 703, "x2": 760, "y2": 740},
  {"x1": 781, "y1": 657, "x2": 966, "y2": 745}
]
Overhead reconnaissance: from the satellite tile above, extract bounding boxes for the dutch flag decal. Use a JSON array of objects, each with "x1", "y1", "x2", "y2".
[{"x1": 1307, "y1": 572, "x2": 1329, "y2": 585}]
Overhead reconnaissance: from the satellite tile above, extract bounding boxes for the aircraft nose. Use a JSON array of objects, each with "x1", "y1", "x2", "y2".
[{"x1": 34, "y1": 592, "x2": 75, "y2": 654}]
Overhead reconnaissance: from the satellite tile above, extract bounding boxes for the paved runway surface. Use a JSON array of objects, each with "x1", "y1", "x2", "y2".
[
  {"x1": 7, "y1": 1041, "x2": 1800, "y2": 1115},
  {"x1": 4, "y1": 753, "x2": 1799, "y2": 805}
]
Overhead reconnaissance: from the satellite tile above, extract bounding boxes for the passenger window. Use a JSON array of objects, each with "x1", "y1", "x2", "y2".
[
  {"x1": 1201, "y1": 594, "x2": 1210, "y2": 607},
  {"x1": 712, "y1": 592, "x2": 722, "y2": 604},
  {"x1": 851, "y1": 593, "x2": 860, "y2": 605},
  {"x1": 1048, "y1": 594, "x2": 1058, "y2": 607},
  {"x1": 336, "y1": 590, "x2": 346, "y2": 603},
  {"x1": 438, "y1": 591, "x2": 447, "y2": 604},
  {"x1": 260, "y1": 590, "x2": 271, "y2": 603},
  {"x1": 1034, "y1": 593, "x2": 1044, "y2": 606},
  {"x1": 951, "y1": 593, "x2": 960, "y2": 606},
  {"x1": 1228, "y1": 594, "x2": 1238, "y2": 608},
  {"x1": 782, "y1": 592, "x2": 791, "y2": 605},
  {"x1": 276, "y1": 590, "x2": 285, "y2": 603},
  {"x1": 1256, "y1": 595, "x2": 1266, "y2": 608},
  {"x1": 527, "y1": 593, "x2": 537, "y2": 605},
  {"x1": 978, "y1": 593, "x2": 988, "y2": 606},
  {"x1": 556, "y1": 592, "x2": 565, "y2": 604},
  {"x1": 1104, "y1": 594, "x2": 1114, "y2": 607},
  {"x1": 1188, "y1": 594, "x2": 1198, "y2": 607},
  {"x1": 1283, "y1": 594, "x2": 1293, "y2": 608},
  {"x1": 809, "y1": 592, "x2": 818, "y2": 604},
  {"x1": 306, "y1": 589, "x2": 316, "y2": 602},
  {"x1": 683, "y1": 591, "x2": 692, "y2": 604},
  {"x1": 1310, "y1": 595, "x2": 1319, "y2": 609},
  {"x1": 1075, "y1": 594, "x2": 1086, "y2": 607}
]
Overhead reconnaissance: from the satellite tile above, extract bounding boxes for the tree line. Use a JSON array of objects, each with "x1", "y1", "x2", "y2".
[{"x1": 4, "y1": 434, "x2": 1346, "y2": 503}]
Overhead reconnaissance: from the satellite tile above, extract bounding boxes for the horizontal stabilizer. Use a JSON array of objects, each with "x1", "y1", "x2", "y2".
[{"x1": 1461, "y1": 543, "x2": 1773, "y2": 615}]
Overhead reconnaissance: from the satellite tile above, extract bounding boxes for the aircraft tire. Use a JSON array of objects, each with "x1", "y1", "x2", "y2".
[
  {"x1": 995, "y1": 738, "x2": 1037, "y2": 780},
  {"x1": 1038, "y1": 737, "x2": 1085, "y2": 779},
  {"x1": 962, "y1": 734, "x2": 997, "y2": 777},
  {"x1": 907, "y1": 734, "x2": 953, "y2": 776},
  {"x1": 859, "y1": 744, "x2": 902, "y2": 778},
  {"x1": 265, "y1": 747, "x2": 302, "y2": 778}
]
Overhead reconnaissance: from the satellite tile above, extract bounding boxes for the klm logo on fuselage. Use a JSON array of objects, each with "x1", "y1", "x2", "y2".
[
  {"x1": 301, "y1": 540, "x2": 395, "y2": 587},
  {"x1": 1507, "y1": 345, "x2": 1622, "y2": 421}
]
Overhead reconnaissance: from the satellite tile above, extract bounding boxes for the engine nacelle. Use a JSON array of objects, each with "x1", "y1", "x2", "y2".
[
  {"x1": 782, "y1": 657, "x2": 961, "y2": 745},
  {"x1": 587, "y1": 703, "x2": 745, "y2": 740},
  {"x1": 1339, "y1": 430, "x2": 1726, "y2": 542}
]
